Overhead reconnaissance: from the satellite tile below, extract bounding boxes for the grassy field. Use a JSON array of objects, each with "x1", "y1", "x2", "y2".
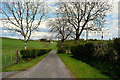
[
  {"x1": 58, "y1": 53, "x2": 109, "y2": 78},
  {"x1": 2, "y1": 37, "x2": 57, "y2": 53}
]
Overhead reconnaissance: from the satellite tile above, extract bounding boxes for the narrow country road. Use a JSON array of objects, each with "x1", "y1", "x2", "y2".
[{"x1": 9, "y1": 50, "x2": 73, "y2": 78}]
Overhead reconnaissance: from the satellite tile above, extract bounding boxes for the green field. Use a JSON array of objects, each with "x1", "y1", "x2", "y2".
[
  {"x1": 2, "y1": 37, "x2": 57, "y2": 53},
  {"x1": 58, "y1": 53, "x2": 109, "y2": 78}
]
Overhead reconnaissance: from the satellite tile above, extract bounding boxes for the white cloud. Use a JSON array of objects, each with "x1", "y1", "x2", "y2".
[
  {"x1": 0, "y1": 18, "x2": 52, "y2": 39},
  {"x1": 111, "y1": 2, "x2": 118, "y2": 18},
  {"x1": 0, "y1": 20, "x2": 4, "y2": 28},
  {"x1": 1, "y1": 15, "x2": 118, "y2": 40},
  {"x1": 1, "y1": 1, "x2": 119, "y2": 40},
  {"x1": 107, "y1": 19, "x2": 118, "y2": 38},
  {"x1": 46, "y1": 0, "x2": 56, "y2": 5},
  {"x1": 3, "y1": 30, "x2": 8, "y2": 33},
  {"x1": 0, "y1": 17, "x2": 50, "y2": 30},
  {"x1": 30, "y1": 31, "x2": 52, "y2": 40},
  {"x1": 32, "y1": 31, "x2": 52, "y2": 37},
  {"x1": 8, "y1": 36, "x2": 20, "y2": 39}
]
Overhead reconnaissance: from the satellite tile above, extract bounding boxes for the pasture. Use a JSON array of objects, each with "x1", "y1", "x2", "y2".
[{"x1": 2, "y1": 37, "x2": 57, "y2": 53}]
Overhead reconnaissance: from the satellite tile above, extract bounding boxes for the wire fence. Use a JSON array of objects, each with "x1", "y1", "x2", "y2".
[{"x1": 0, "y1": 52, "x2": 18, "y2": 71}]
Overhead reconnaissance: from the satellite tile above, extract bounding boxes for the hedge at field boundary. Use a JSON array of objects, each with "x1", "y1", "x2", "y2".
[
  {"x1": 57, "y1": 38, "x2": 120, "y2": 78},
  {"x1": 70, "y1": 43, "x2": 95, "y2": 62},
  {"x1": 69, "y1": 39, "x2": 120, "y2": 78},
  {"x1": 20, "y1": 48, "x2": 51, "y2": 59}
]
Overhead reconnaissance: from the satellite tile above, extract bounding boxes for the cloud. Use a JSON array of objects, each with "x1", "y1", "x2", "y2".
[
  {"x1": 0, "y1": 20, "x2": 4, "y2": 28},
  {"x1": 0, "y1": 18, "x2": 53, "y2": 40},
  {"x1": 106, "y1": 19, "x2": 118, "y2": 39},
  {"x1": 1, "y1": 15, "x2": 118, "y2": 40},
  {"x1": 81, "y1": 16, "x2": 118, "y2": 40},
  {"x1": 1, "y1": 1, "x2": 119, "y2": 40},
  {"x1": 3, "y1": 30, "x2": 8, "y2": 33},
  {"x1": 45, "y1": 0, "x2": 56, "y2": 5},
  {"x1": 31, "y1": 31, "x2": 52, "y2": 37},
  {"x1": 30, "y1": 31, "x2": 52, "y2": 40},
  {"x1": 111, "y1": 2, "x2": 118, "y2": 18}
]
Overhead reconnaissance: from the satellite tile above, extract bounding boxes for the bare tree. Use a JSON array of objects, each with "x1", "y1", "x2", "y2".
[
  {"x1": 0, "y1": 1, "x2": 49, "y2": 49},
  {"x1": 48, "y1": 18, "x2": 73, "y2": 42},
  {"x1": 56, "y1": 1, "x2": 112, "y2": 42}
]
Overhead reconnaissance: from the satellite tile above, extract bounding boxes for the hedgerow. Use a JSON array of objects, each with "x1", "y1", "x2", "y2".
[{"x1": 20, "y1": 48, "x2": 51, "y2": 60}]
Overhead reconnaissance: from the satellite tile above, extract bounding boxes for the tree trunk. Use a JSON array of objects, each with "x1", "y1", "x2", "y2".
[
  {"x1": 24, "y1": 40, "x2": 27, "y2": 49},
  {"x1": 61, "y1": 39, "x2": 65, "y2": 42},
  {"x1": 75, "y1": 29, "x2": 80, "y2": 43},
  {"x1": 75, "y1": 34, "x2": 80, "y2": 43}
]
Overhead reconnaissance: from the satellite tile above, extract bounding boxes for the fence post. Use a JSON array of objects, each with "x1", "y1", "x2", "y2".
[
  {"x1": 16, "y1": 50, "x2": 19, "y2": 63},
  {"x1": 11, "y1": 52, "x2": 12, "y2": 64}
]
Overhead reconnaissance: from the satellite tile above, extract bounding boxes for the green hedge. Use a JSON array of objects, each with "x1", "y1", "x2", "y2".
[
  {"x1": 70, "y1": 41, "x2": 120, "y2": 78},
  {"x1": 57, "y1": 41, "x2": 76, "y2": 54},
  {"x1": 20, "y1": 48, "x2": 51, "y2": 59},
  {"x1": 113, "y1": 38, "x2": 120, "y2": 61},
  {"x1": 57, "y1": 48, "x2": 66, "y2": 54},
  {"x1": 84, "y1": 43, "x2": 95, "y2": 61},
  {"x1": 57, "y1": 39, "x2": 120, "y2": 78},
  {"x1": 70, "y1": 42, "x2": 116, "y2": 63},
  {"x1": 70, "y1": 43, "x2": 94, "y2": 62},
  {"x1": 113, "y1": 38, "x2": 120, "y2": 53}
]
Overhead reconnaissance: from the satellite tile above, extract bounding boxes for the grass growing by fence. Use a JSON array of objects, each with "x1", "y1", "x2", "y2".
[
  {"x1": 2, "y1": 52, "x2": 16, "y2": 68},
  {"x1": 58, "y1": 53, "x2": 109, "y2": 78}
]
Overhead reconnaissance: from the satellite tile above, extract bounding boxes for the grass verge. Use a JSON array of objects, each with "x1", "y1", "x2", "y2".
[
  {"x1": 2, "y1": 50, "x2": 51, "y2": 72},
  {"x1": 58, "y1": 53, "x2": 109, "y2": 78}
]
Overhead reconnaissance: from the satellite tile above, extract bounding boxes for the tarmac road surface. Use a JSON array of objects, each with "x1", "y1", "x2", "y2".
[{"x1": 9, "y1": 50, "x2": 74, "y2": 78}]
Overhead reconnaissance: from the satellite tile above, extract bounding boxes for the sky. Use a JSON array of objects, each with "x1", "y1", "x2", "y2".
[{"x1": 0, "y1": 0, "x2": 120, "y2": 40}]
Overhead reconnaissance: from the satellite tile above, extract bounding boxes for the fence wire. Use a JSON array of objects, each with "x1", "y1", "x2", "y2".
[{"x1": 0, "y1": 52, "x2": 17, "y2": 71}]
